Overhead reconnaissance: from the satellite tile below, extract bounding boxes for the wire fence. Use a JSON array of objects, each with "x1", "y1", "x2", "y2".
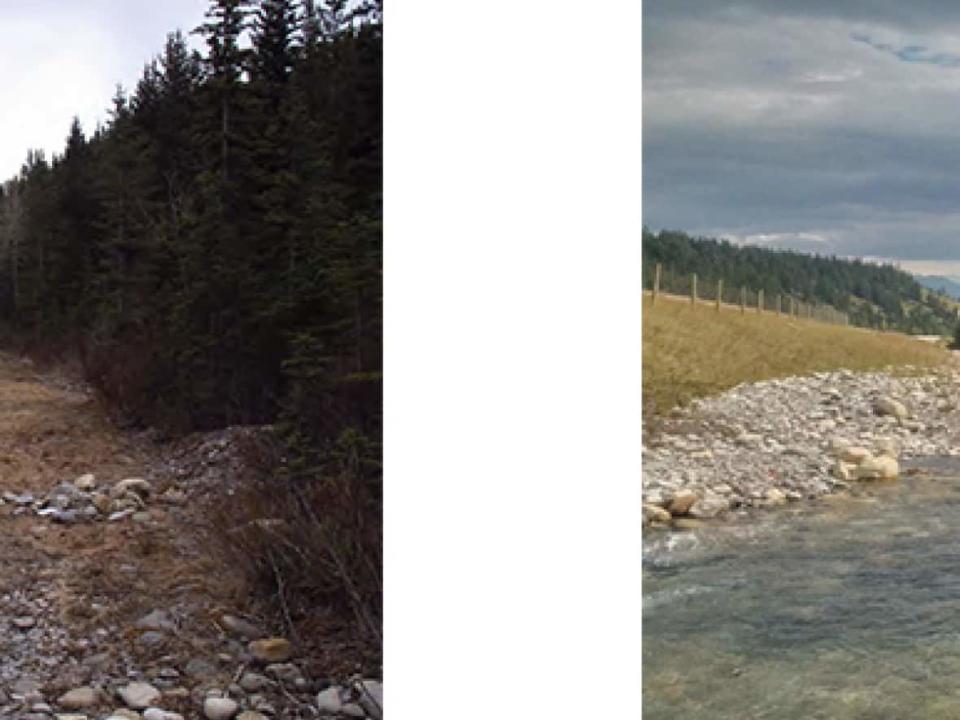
[{"x1": 644, "y1": 264, "x2": 853, "y2": 327}]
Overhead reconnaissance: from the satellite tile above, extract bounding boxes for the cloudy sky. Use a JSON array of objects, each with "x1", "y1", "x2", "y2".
[
  {"x1": 643, "y1": 1, "x2": 960, "y2": 277},
  {"x1": 0, "y1": 1, "x2": 206, "y2": 182}
]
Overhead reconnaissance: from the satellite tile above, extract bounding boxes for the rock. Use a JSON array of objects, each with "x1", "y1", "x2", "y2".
[
  {"x1": 220, "y1": 614, "x2": 264, "y2": 640},
  {"x1": 108, "y1": 509, "x2": 135, "y2": 522},
  {"x1": 57, "y1": 686, "x2": 99, "y2": 710},
  {"x1": 839, "y1": 446, "x2": 871, "y2": 463},
  {"x1": 236, "y1": 713, "x2": 267, "y2": 720},
  {"x1": 118, "y1": 682, "x2": 161, "y2": 710},
  {"x1": 203, "y1": 697, "x2": 239, "y2": 720},
  {"x1": 764, "y1": 488, "x2": 786, "y2": 506},
  {"x1": 353, "y1": 679, "x2": 383, "y2": 720},
  {"x1": 855, "y1": 454, "x2": 899, "y2": 480},
  {"x1": 55, "y1": 714, "x2": 88, "y2": 720},
  {"x1": 667, "y1": 493, "x2": 697, "y2": 516},
  {"x1": 688, "y1": 494, "x2": 728, "y2": 519},
  {"x1": 642, "y1": 503, "x2": 671, "y2": 524},
  {"x1": 239, "y1": 673, "x2": 270, "y2": 693},
  {"x1": 74, "y1": 474, "x2": 96, "y2": 491},
  {"x1": 830, "y1": 461, "x2": 854, "y2": 481},
  {"x1": 136, "y1": 609, "x2": 175, "y2": 632},
  {"x1": 248, "y1": 638, "x2": 293, "y2": 663},
  {"x1": 143, "y1": 710, "x2": 185, "y2": 720},
  {"x1": 875, "y1": 396, "x2": 908, "y2": 419},
  {"x1": 91, "y1": 493, "x2": 112, "y2": 515},
  {"x1": 110, "y1": 478, "x2": 151, "y2": 500},
  {"x1": 183, "y1": 658, "x2": 217, "y2": 679},
  {"x1": 264, "y1": 663, "x2": 302, "y2": 683},
  {"x1": 317, "y1": 686, "x2": 343, "y2": 715},
  {"x1": 13, "y1": 615, "x2": 36, "y2": 629},
  {"x1": 159, "y1": 489, "x2": 187, "y2": 505},
  {"x1": 132, "y1": 512, "x2": 153, "y2": 524},
  {"x1": 138, "y1": 631, "x2": 166, "y2": 648},
  {"x1": 110, "y1": 708, "x2": 140, "y2": 720}
]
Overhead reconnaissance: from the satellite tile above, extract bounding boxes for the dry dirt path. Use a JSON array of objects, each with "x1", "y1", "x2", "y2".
[{"x1": 0, "y1": 354, "x2": 371, "y2": 720}]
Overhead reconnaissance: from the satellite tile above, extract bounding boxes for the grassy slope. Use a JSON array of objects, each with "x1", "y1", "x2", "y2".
[{"x1": 643, "y1": 293, "x2": 949, "y2": 416}]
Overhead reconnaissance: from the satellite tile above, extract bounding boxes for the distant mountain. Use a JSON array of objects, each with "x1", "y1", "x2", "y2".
[
  {"x1": 915, "y1": 274, "x2": 960, "y2": 300},
  {"x1": 642, "y1": 228, "x2": 957, "y2": 335}
]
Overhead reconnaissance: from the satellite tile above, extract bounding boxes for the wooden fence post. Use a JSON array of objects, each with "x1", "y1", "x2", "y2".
[
  {"x1": 740, "y1": 286, "x2": 746, "y2": 314},
  {"x1": 757, "y1": 288, "x2": 763, "y2": 313},
  {"x1": 777, "y1": 294, "x2": 781, "y2": 316},
  {"x1": 716, "y1": 279, "x2": 722, "y2": 312},
  {"x1": 691, "y1": 273, "x2": 697, "y2": 305},
  {"x1": 652, "y1": 263, "x2": 661, "y2": 305}
]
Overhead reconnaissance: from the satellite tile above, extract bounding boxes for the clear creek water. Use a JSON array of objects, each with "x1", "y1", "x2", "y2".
[{"x1": 643, "y1": 459, "x2": 960, "y2": 720}]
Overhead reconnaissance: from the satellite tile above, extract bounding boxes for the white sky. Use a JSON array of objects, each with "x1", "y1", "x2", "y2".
[{"x1": 0, "y1": 0, "x2": 207, "y2": 180}]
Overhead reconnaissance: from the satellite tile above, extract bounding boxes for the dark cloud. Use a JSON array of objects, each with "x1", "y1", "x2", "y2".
[{"x1": 643, "y1": 0, "x2": 960, "y2": 269}]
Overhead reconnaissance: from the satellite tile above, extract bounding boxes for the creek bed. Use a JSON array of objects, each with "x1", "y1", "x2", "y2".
[{"x1": 643, "y1": 457, "x2": 960, "y2": 719}]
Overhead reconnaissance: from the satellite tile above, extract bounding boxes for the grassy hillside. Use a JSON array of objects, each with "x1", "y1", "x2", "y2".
[
  {"x1": 643, "y1": 293, "x2": 949, "y2": 416},
  {"x1": 643, "y1": 229, "x2": 957, "y2": 335}
]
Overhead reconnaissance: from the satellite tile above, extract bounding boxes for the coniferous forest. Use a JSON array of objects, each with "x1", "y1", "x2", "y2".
[
  {"x1": 643, "y1": 228, "x2": 957, "y2": 335},
  {"x1": 0, "y1": 0, "x2": 382, "y2": 643}
]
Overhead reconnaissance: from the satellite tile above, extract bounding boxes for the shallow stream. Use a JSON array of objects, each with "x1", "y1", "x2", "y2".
[{"x1": 643, "y1": 458, "x2": 960, "y2": 719}]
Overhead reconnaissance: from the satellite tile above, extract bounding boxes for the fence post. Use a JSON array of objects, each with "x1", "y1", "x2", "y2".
[
  {"x1": 691, "y1": 273, "x2": 697, "y2": 305},
  {"x1": 716, "y1": 279, "x2": 722, "y2": 312},
  {"x1": 652, "y1": 263, "x2": 661, "y2": 304},
  {"x1": 776, "y1": 294, "x2": 781, "y2": 316},
  {"x1": 740, "y1": 286, "x2": 746, "y2": 314},
  {"x1": 789, "y1": 296, "x2": 794, "y2": 317},
  {"x1": 757, "y1": 288, "x2": 763, "y2": 313}
]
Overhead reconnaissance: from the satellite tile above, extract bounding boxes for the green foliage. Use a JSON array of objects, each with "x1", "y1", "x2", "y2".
[{"x1": 643, "y1": 228, "x2": 955, "y2": 335}]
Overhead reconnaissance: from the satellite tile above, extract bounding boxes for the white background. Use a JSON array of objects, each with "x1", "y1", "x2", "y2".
[{"x1": 386, "y1": 1, "x2": 643, "y2": 717}]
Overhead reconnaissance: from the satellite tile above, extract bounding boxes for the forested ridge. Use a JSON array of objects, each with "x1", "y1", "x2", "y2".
[
  {"x1": 643, "y1": 228, "x2": 957, "y2": 335},
  {"x1": 0, "y1": 0, "x2": 382, "y2": 636}
]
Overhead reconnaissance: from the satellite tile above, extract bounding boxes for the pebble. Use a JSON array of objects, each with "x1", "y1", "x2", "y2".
[
  {"x1": 248, "y1": 638, "x2": 293, "y2": 663},
  {"x1": 119, "y1": 682, "x2": 161, "y2": 710},
  {"x1": 203, "y1": 697, "x2": 239, "y2": 720},
  {"x1": 143, "y1": 709, "x2": 185, "y2": 720},
  {"x1": 57, "y1": 686, "x2": 99, "y2": 709}
]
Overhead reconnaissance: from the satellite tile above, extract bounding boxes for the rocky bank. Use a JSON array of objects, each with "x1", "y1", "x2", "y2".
[{"x1": 643, "y1": 364, "x2": 960, "y2": 529}]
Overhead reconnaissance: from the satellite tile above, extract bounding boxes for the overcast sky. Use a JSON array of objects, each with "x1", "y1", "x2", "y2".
[
  {"x1": 643, "y1": 1, "x2": 960, "y2": 277},
  {"x1": 0, "y1": 0, "x2": 206, "y2": 182}
]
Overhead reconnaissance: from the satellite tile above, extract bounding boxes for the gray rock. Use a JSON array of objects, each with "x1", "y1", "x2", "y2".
[
  {"x1": 143, "y1": 709, "x2": 185, "y2": 720},
  {"x1": 135, "y1": 609, "x2": 175, "y2": 632},
  {"x1": 118, "y1": 682, "x2": 161, "y2": 710},
  {"x1": 203, "y1": 697, "x2": 239, "y2": 720},
  {"x1": 57, "y1": 686, "x2": 99, "y2": 710}
]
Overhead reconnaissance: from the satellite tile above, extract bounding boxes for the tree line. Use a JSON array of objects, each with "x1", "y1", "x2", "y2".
[
  {"x1": 0, "y1": 0, "x2": 382, "y2": 633},
  {"x1": 643, "y1": 228, "x2": 956, "y2": 335}
]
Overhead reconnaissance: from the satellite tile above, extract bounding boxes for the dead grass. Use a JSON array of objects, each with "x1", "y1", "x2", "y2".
[{"x1": 643, "y1": 292, "x2": 949, "y2": 416}]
